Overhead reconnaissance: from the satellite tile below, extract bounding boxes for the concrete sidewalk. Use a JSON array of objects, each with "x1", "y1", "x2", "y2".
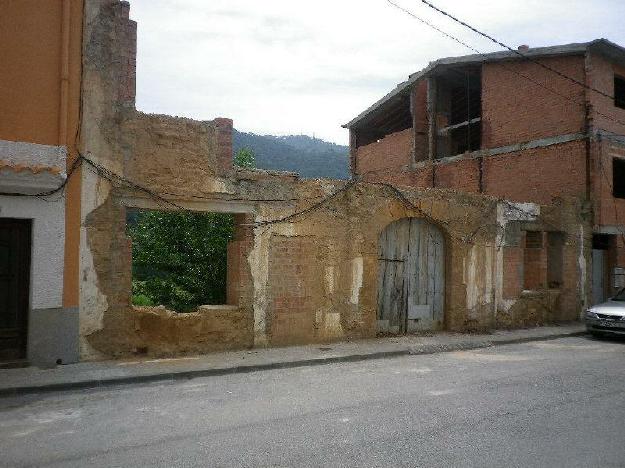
[{"x1": 0, "y1": 323, "x2": 585, "y2": 397}]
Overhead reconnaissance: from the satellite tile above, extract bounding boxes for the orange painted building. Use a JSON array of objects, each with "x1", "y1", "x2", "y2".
[{"x1": 0, "y1": 0, "x2": 83, "y2": 365}]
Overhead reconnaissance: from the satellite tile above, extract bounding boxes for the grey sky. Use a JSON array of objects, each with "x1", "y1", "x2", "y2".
[{"x1": 130, "y1": 0, "x2": 624, "y2": 144}]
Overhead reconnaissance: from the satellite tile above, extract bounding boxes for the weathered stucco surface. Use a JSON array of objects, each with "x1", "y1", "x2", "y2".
[{"x1": 77, "y1": 1, "x2": 590, "y2": 360}]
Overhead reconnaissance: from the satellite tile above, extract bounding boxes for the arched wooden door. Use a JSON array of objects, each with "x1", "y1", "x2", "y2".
[{"x1": 377, "y1": 218, "x2": 444, "y2": 334}]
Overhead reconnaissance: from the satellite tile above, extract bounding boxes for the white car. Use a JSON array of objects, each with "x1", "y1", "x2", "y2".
[{"x1": 585, "y1": 288, "x2": 625, "y2": 336}]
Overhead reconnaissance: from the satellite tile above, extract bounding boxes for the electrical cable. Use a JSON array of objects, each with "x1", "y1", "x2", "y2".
[{"x1": 420, "y1": 0, "x2": 616, "y2": 100}]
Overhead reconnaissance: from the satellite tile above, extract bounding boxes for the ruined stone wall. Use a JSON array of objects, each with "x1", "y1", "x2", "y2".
[{"x1": 77, "y1": 1, "x2": 589, "y2": 360}]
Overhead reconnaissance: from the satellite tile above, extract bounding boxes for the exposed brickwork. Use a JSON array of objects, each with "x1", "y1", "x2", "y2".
[
  {"x1": 483, "y1": 140, "x2": 587, "y2": 204},
  {"x1": 213, "y1": 117, "x2": 233, "y2": 174},
  {"x1": 502, "y1": 246, "x2": 523, "y2": 299},
  {"x1": 227, "y1": 213, "x2": 254, "y2": 306},
  {"x1": 523, "y1": 232, "x2": 548, "y2": 290},
  {"x1": 481, "y1": 56, "x2": 586, "y2": 148},
  {"x1": 434, "y1": 158, "x2": 480, "y2": 192},
  {"x1": 268, "y1": 236, "x2": 318, "y2": 345},
  {"x1": 586, "y1": 53, "x2": 625, "y2": 136},
  {"x1": 115, "y1": 1, "x2": 136, "y2": 107},
  {"x1": 355, "y1": 128, "x2": 412, "y2": 177},
  {"x1": 594, "y1": 139, "x2": 625, "y2": 228}
]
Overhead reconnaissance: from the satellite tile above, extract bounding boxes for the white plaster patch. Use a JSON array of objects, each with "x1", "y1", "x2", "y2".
[
  {"x1": 464, "y1": 245, "x2": 494, "y2": 315},
  {"x1": 324, "y1": 265, "x2": 335, "y2": 295},
  {"x1": 249, "y1": 225, "x2": 271, "y2": 347},
  {"x1": 79, "y1": 228, "x2": 108, "y2": 335},
  {"x1": 350, "y1": 257, "x2": 363, "y2": 305},
  {"x1": 323, "y1": 312, "x2": 343, "y2": 339},
  {"x1": 79, "y1": 169, "x2": 111, "y2": 359}
]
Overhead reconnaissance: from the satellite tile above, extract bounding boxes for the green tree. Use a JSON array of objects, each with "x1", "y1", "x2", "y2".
[
  {"x1": 128, "y1": 210, "x2": 234, "y2": 312},
  {"x1": 234, "y1": 147, "x2": 256, "y2": 168}
]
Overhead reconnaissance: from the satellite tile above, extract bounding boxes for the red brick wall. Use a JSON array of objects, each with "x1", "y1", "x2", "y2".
[
  {"x1": 503, "y1": 246, "x2": 523, "y2": 299},
  {"x1": 483, "y1": 140, "x2": 587, "y2": 204},
  {"x1": 586, "y1": 53, "x2": 625, "y2": 136},
  {"x1": 585, "y1": 54, "x2": 625, "y2": 247},
  {"x1": 391, "y1": 139, "x2": 586, "y2": 204},
  {"x1": 213, "y1": 117, "x2": 233, "y2": 174},
  {"x1": 523, "y1": 232, "x2": 548, "y2": 290},
  {"x1": 434, "y1": 158, "x2": 480, "y2": 193},
  {"x1": 355, "y1": 128, "x2": 412, "y2": 177},
  {"x1": 268, "y1": 236, "x2": 316, "y2": 345},
  {"x1": 116, "y1": 1, "x2": 136, "y2": 106},
  {"x1": 227, "y1": 213, "x2": 254, "y2": 306},
  {"x1": 592, "y1": 140, "x2": 625, "y2": 227},
  {"x1": 482, "y1": 56, "x2": 586, "y2": 148}
]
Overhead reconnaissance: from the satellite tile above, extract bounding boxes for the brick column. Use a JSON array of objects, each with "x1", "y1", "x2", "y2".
[{"x1": 213, "y1": 117, "x2": 233, "y2": 174}]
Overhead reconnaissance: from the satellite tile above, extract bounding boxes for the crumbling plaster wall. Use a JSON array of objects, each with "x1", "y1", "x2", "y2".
[{"x1": 78, "y1": 0, "x2": 589, "y2": 360}]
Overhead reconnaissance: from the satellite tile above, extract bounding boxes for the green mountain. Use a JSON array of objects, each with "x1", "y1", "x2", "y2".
[{"x1": 232, "y1": 130, "x2": 350, "y2": 179}]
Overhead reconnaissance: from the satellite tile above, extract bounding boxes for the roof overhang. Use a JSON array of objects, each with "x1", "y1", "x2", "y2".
[
  {"x1": 0, "y1": 139, "x2": 67, "y2": 195},
  {"x1": 344, "y1": 39, "x2": 625, "y2": 130}
]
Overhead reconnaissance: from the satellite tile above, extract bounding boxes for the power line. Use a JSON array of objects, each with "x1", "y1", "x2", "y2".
[
  {"x1": 420, "y1": 0, "x2": 615, "y2": 100},
  {"x1": 386, "y1": 0, "x2": 625, "y2": 129},
  {"x1": 388, "y1": 0, "x2": 625, "y2": 245}
]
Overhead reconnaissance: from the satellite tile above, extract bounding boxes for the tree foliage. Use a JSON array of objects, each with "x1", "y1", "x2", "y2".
[
  {"x1": 128, "y1": 210, "x2": 234, "y2": 312},
  {"x1": 234, "y1": 147, "x2": 256, "y2": 168}
]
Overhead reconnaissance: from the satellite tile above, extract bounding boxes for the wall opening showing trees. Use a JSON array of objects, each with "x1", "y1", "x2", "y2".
[{"x1": 126, "y1": 209, "x2": 235, "y2": 312}]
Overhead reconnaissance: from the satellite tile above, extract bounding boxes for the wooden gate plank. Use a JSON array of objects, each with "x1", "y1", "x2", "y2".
[{"x1": 377, "y1": 218, "x2": 444, "y2": 334}]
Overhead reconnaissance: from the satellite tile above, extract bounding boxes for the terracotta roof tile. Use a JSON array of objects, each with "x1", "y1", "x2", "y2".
[{"x1": 0, "y1": 159, "x2": 63, "y2": 175}]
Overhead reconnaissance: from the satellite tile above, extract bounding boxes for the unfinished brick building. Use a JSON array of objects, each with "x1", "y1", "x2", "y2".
[{"x1": 345, "y1": 39, "x2": 625, "y2": 307}]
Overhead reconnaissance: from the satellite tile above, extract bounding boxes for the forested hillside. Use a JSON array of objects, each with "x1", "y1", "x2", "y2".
[{"x1": 232, "y1": 130, "x2": 350, "y2": 179}]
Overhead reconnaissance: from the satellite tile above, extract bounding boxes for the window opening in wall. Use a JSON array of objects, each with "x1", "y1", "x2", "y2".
[
  {"x1": 351, "y1": 92, "x2": 412, "y2": 149},
  {"x1": 435, "y1": 66, "x2": 482, "y2": 158},
  {"x1": 615, "y1": 75, "x2": 625, "y2": 109},
  {"x1": 523, "y1": 230, "x2": 565, "y2": 290},
  {"x1": 613, "y1": 157, "x2": 625, "y2": 199},
  {"x1": 126, "y1": 209, "x2": 235, "y2": 312}
]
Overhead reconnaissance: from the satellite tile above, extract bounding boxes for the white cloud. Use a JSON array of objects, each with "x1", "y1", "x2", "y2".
[{"x1": 130, "y1": 0, "x2": 624, "y2": 144}]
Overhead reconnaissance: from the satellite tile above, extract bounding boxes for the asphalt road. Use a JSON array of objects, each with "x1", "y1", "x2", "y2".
[{"x1": 1, "y1": 336, "x2": 624, "y2": 468}]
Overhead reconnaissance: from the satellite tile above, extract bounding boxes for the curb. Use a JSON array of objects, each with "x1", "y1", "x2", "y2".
[{"x1": 0, "y1": 330, "x2": 586, "y2": 398}]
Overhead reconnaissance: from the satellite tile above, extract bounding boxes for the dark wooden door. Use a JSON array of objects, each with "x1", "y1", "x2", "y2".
[
  {"x1": 377, "y1": 218, "x2": 444, "y2": 334},
  {"x1": 0, "y1": 219, "x2": 31, "y2": 360}
]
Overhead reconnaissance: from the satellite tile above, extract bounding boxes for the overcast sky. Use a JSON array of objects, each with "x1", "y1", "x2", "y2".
[{"x1": 130, "y1": 0, "x2": 624, "y2": 145}]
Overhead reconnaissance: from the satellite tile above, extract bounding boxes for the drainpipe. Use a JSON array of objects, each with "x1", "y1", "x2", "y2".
[{"x1": 59, "y1": 0, "x2": 71, "y2": 146}]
